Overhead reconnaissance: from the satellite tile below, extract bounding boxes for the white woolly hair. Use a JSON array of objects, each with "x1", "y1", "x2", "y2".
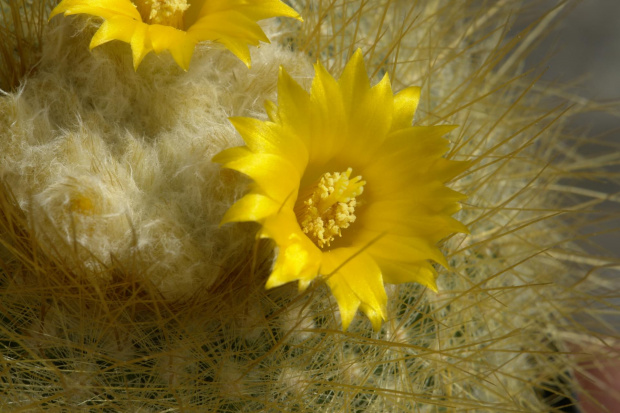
[
  {"x1": 0, "y1": 16, "x2": 312, "y2": 298},
  {"x1": 0, "y1": 0, "x2": 619, "y2": 412}
]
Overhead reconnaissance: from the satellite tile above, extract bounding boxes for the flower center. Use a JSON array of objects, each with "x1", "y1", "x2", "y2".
[
  {"x1": 70, "y1": 194, "x2": 95, "y2": 215},
  {"x1": 296, "y1": 168, "x2": 365, "y2": 249},
  {"x1": 133, "y1": 0, "x2": 189, "y2": 28}
]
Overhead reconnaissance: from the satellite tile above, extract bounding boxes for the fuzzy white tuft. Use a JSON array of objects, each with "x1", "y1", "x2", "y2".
[{"x1": 0, "y1": 17, "x2": 313, "y2": 298}]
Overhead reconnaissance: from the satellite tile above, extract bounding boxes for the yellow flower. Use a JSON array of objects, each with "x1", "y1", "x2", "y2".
[
  {"x1": 49, "y1": 0, "x2": 301, "y2": 70},
  {"x1": 214, "y1": 50, "x2": 469, "y2": 330}
]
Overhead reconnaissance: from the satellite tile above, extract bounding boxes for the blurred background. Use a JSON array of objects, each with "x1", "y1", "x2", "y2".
[
  {"x1": 528, "y1": 1, "x2": 620, "y2": 132},
  {"x1": 526, "y1": 0, "x2": 620, "y2": 258},
  {"x1": 522, "y1": 4, "x2": 619, "y2": 410}
]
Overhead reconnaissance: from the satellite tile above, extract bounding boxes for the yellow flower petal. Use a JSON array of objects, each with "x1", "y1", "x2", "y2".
[
  {"x1": 392, "y1": 86, "x2": 421, "y2": 130},
  {"x1": 338, "y1": 51, "x2": 394, "y2": 161},
  {"x1": 338, "y1": 50, "x2": 372, "y2": 111},
  {"x1": 220, "y1": 194, "x2": 280, "y2": 225},
  {"x1": 375, "y1": 258, "x2": 438, "y2": 290},
  {"x1": 192, "y1": 0, "x2": 301, "y2": 23},
  {"x1": 148, "y1": 25, "x2": 196, "y2": 70},
  {"x1": 90, "y1": 16, "x2": 138, "y2": 48},
  {"x1": 228, "y1": 117, "x2": 308, "y2": 168},
  {"x1": 261, "y1": 211, "x2": 322, "y2": 289},
  {"x1": 129, "y1": 19, "x2": 151, "y2": 70},
  {"x1": 188, "y1": 12, "x2": 268, "y2": 66},
  {"x1": 211, "y1": 146, "x2": 253, "y2": 165},
  {"x1": 307, "y1": 62, "x2": 348, "y2": 161},
  {"x1": 264, "y1": 100, "x2": 279, "y2": 122},
  {"x1": 430, "y1": 158, "x2": 471, "y2": 182},
  {"x1": 275, "y1": 67, "x2": 313, "y2": 136},
  {"x1": 362, "y1": 126, "x2": 458, "y2": 192},
  {"x1": 217, "y1": 151, "x2": 300, "y2": 204},
  {"x1": 322, "y1": 249, "x2": 387, "y2": 331},
  {"x1": 359, "y1": 231, "x2": 450, "y2": 268},
  {"x1": 361, "y1": 200, "x2": 469, "y2": 239},
  {"x1": 49, "y1": 0, "x2": 141, "y2": 21}
]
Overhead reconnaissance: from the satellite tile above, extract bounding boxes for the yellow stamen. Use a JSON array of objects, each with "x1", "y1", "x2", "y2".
[
  {"x1": 133, "y1": 0, "x2": 189, "y2": 28},
  {"x1": 296, "y1": 168, "x2": 365, "y2": 248}
]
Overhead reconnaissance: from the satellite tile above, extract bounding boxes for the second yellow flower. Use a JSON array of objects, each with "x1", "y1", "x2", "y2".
[{"x1": 49, "y1": 0, "x2": 301, "y2": 70}]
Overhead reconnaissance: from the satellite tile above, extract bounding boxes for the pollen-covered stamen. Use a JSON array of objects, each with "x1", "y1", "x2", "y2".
[
  {"x1": 133, "y1": 0, "x2": 189, "y2": 28},
  {"x1": 296, "y1": 168, "x2": 365, "y2": 248}
]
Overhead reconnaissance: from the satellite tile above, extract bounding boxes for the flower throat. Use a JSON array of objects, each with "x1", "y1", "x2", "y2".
[
  {"x1": 133, "y1": 0, "x2": 189, "y2": 27},
  {"x1": 296, "y1": 168, "x2": 365, "y2": 248}
]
